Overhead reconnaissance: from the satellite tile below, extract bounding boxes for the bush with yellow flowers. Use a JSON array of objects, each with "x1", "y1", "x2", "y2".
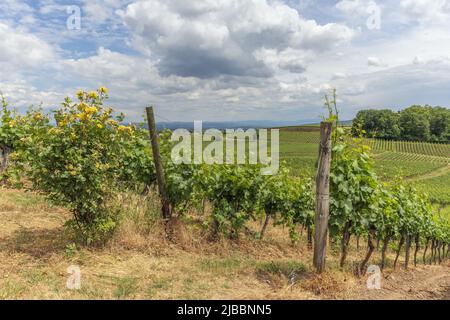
[
  {"x1": 1, "y1": 96, "x2": 50, "y2": 182},
  {"x1": 26, "y1": 88, "x2": 154, "y2": 244}
]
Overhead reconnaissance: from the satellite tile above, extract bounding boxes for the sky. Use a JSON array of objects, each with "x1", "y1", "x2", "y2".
[{"x1": 1, "y1": 0, "x2": 450, "y2": 122}]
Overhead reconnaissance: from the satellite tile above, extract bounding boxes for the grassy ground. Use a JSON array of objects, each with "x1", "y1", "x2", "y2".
[
  {"x1": 1, "y1": 188, "x2": 449, "y2": 300},
  {"x1": 0, "y1": 188, "x2": 348, "y2": 299},
  {"x1": 1, "y1": 188, "x2": 450, "y2": 300}
]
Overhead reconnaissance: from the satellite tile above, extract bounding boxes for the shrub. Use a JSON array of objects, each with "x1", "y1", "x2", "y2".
[
  {"x1": 24, "y1": 88, "x2": 142, "y2": 244},
  {"x1": 0, "y1": 97, "x2": 51, "y2": 183}
]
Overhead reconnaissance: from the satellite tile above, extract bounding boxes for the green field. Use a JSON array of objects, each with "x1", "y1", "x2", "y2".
[
  {"x1": 279, "y1": 127, "x2": 450, "y2": 205},
  {"x1": 414, "y1": 173, "x2": 450, "y2": 205}
]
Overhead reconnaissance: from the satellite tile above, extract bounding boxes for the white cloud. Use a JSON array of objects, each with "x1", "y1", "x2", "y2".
[
  {"x1": 400, "y1": 0, "x2": 450, "y2": 22},
  {"x1": 367, "y1": 56, "x2": 387, "y2": 67},
  {"x1": 336, "y1": 0, "x2": 379, "y2": 18},
  {"x1": 1, "y1": 0, "x2": 450, "y2": 122},
  {"x1": 119, "y1": 0, "x2": 355, "y2": 78},
  {"x1": 0, "y1": 23, "x2": 54, "y2": 70},
  {"x1": 335, "y1": 59, "x2": 450, "y2": 114},
  {"x1": 62, "y1": 47, "x2": 201, "y2": 96},
  {"x1": 0, "y1": 79, "x2": 62, "y2": 110}
]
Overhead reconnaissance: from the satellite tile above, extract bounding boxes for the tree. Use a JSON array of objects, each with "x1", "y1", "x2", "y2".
[
  {"x1": 399, "y1": 106, "x2": 431, "y2": 141},
  {"x1": 429, "y1": 107, "x2": 450, "y2": 142},
  {"x1": 352, "y1": 109, "x2": 400, "y2": 140},
  {"x1": 352, "y1": 105, "x2": 450, "y2": 143}
]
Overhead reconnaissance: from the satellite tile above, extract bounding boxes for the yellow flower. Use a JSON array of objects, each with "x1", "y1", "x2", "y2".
[
  {"x1": 85, "y1": 106, "x2": 98, "y2": 114},
  {"x1": 76, "y1": 113, "x2": 87, "y2": 121},
  {"x1": 96, "y1": 124, "x2": 104, "y2": 129},
  {"x1": 76, "y1": 90, "x2": 84, "y2": 100},
  {"x1": 99, "y1": 87, "x2": 108, "y2": 94},
  {"x1": 107, "y1": 119, "x2": 118, "y2": 126},
  {"x1": 88, "y1": 91, "x2": 98, "y2": 99},
  {"x1": 58, "y1": 117, "x2": 68, "y2": 127},
  {"x1": 118, "y1": 125, "x2": 134, "y2": 134},
  {"x1": 33, "y1": 113, "x2": 42, "y2": 121},
  {"x1": 78, "y1": 102, "x2": 88, "y2": 111}
]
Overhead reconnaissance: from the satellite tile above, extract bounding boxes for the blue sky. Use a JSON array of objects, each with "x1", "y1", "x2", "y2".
[{"x1": 1, "y1": 0, "x2": 450, "y2": 122}]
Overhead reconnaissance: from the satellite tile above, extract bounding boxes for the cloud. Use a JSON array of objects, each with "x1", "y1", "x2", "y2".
[
  {"x1": 0, "y1": 0, "x2": 34, "y2": 16},
  {"x1": 367, "y1": 56, "x2": 387, "y2": 67},
  {"x1": 278, "y1": 60, "x2": 307, "y2": 74},
  {"x1": 1, "y1": 0, "x2": 450, "y2": 123},
  {"x1": 0, "y1": 22, "x2": 55, "y2": 71},
  {"x1": 332, "y1": 72, "x2": 347, "y2": 80},
  {"x1": 119, "y1": 0, "x2": 354, "y2": 79},
  {"x1": 336, "y1": 0, "x2": 379, "y2": 17},
  {"x1": 331, "y1": 59, "x2": 450, "y2": 116},
  {"x1": 400, "y1": 0, "x2": 450, "y2": 22},
  {"x1": 62, "y1": 47, "x2": 201, "y2": 96}
]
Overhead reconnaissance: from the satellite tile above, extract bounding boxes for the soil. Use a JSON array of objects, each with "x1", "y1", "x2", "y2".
[{"x1": 348, "y1": 264, "x2": 450, "y2": 300}]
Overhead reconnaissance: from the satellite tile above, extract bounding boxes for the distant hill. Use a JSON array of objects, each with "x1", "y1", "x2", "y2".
[
  {"x1": 134, "y1": 119, "x2": 322, "y2": 131},
  {"x1": 133, "y1": 119, "x2": 353, "y2": 131}
]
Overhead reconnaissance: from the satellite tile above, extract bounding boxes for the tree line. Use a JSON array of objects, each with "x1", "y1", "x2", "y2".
[{"x1": 351, "y1": 105, "x2": 450, "y2": 143}]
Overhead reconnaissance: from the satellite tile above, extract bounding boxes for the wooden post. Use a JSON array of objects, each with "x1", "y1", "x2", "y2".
[
  {"x1": 146, "y1": 106, "x2": 171, "y2": 219},
  {"x1": 0, "y1": 144, "x2": 11, "y2": 174},
  {"x1": 313, "y1": 122, "x2": 332, "y2": 273}
]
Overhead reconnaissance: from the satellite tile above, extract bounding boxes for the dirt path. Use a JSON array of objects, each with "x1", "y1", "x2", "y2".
[{"x1": 349, "y1": 263, "x2": 450, "y2": 300}]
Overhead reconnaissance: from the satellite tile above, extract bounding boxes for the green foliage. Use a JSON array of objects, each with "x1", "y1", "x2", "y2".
[
  {"x1": 399, "y1": 106, "x2": 432, "y2": 141},
  {"x1": 367, "y1": 139, "x2": 450, "y2": 157},
  {"x1": 413, "y1": 173, "x2": 450, "y2": 205},
  {"x1": 200, "y1": 163, "x2": 264, "y2": 238},
  {"x1": 330, "y1": 125, "x2": 449, "y2": 254},
  {"x1": 352, "y1": 105, "x2": 450, "y2": 143},
  {"x1": 278, "y1": 177, "x2": 315, "y2": 242},
  {"x1": 373, "y1": 153, "x2": 446, "y2": 180},
  {"x1": 117, "y1": 126, "x2": 155, "y2": 189},
  {"x1": 0, "y1": 98, "x2": 51, "y2": 182},
  {"x1": 158, "y1": 129, "x2": 204, "y2": 214},
  {"x1": 329, "y1": 138, "x2": 379, "y2": 237},
  {"x1": 15, "y1": 88, "x2": 150, "y2": 244},
  {"x1": 352, "y1": 109, "x2": 400, "y2": 140},
  {"x1": 258, "y1": 167, "x2": 292, "y2": 220}
]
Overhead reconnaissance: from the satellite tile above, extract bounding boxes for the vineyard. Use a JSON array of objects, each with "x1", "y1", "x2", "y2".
[
  {"x1": 365, "y1": 139, "x2": 450, "y2": 158},
  {"x1": 0, "y1": 89, "x2": 449, "y2": 299},
  {"x1": 280, "y1": 130, "x2": 450, "y2": 204},
  {"x1": 414, "y1": 173, "x2": 450, "y2": 205}
]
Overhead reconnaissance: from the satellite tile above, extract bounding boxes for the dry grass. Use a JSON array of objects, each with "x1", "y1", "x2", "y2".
[{"x1": 0, "y1": 186, "x2": 448, "y2": 300}]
